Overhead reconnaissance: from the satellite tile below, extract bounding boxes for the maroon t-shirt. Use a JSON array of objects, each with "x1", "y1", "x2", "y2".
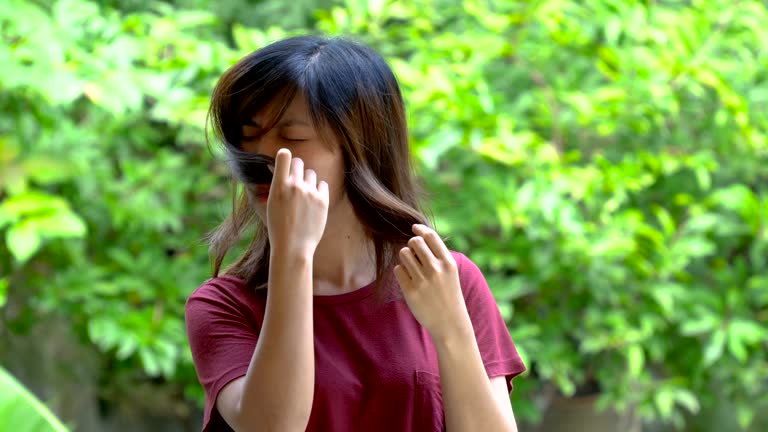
[{"x1": 185, "y1": 251, "x2": 525, "y2": 432}]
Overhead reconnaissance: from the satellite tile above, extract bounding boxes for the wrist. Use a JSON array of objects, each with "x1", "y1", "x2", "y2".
[
  {"x1": 430, "y1": 314, "x2": 475, "y2": 349},
  {"x1": 267, "y1": 248, "x2": 314, "y2": 298},
  {"x1": 269, "y1": 248, "x2": 313, "y2": 278},
  {"x1": 270, "y1": 244, "x2": 315, "y2": 263}
]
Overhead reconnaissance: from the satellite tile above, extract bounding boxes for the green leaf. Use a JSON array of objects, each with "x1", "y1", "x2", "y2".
[
  {"x1": 115, "y1": 337, "x2": 139, "y2": 360},
  {"x1": 680, "y1": 315, "x2": 718, "y2": 336},
  {"x1": 497, "y1": 302, "x2": 512, "y2": 321},
  {"x1": 604, "y1": 17, "x2": 622, "y2": 45},
  {"x1": 672, "y1": 237, "x2": 715, "y2": 258},
  {"x1": 391, "y1": 58, "x2": 422, "y2": 87},
  {"x1": 0, "y1": 205, "x2": 17, "y2": 231},
  {"x1": 87, "y1": 318, "x2": 122, "y2": 351},
  {"x1": 674, "y1": 389, "x2": 700, "y2": 414},
  {"x1": 709, "y1": 185, "x2": 761, "y2": 233},
  {"x1": 652, "y1": 205, "x2": 676, "y2": 238},
  {"x1": 140, "y1": 347, "x2": 162, "y2": 377},
  {"x1": 726, "y1": 331, "x2": 748, "y2": 363},
  {"x1": 20, "y1": 158, "x2": 77, "y2": 185},
  {"x1": 737, "y1": 405, "x2": 755, "y2": 430},
  {"x1": 154, "y1": 339, "x2": 179, "y2": 378},
  {"x1": 6, "y1": 223, "x2": 42, "y2": 264},
  {"x1": 684, "y1": 212, "x2": 719, "y2": 233},
  {"x1": 627, "y1": 345, "x2": 644, "y2": 377},
  {"x1": 0, "y1": 278, "x2": 7, "y2": 308},
  {"x1": 728, "y1": 319, "x2": 764, "y2": 343},
  {"x1": 25, "y1": 211, "x2": 87, "y2": 238},
  {"x1": 694, "y1": 166, "x2": 711, "y2": 191},
  {"x1": 654, "y1": 388, "x2": 675, "y2": 419},
  {"x1": 554, "y1": 374, "x2": 576, "y2": 397},
  {"x1": 590, "y1": 233, "x2": 635, "y2": 258},
  {"x1": 0, "y1": 193, "x2": 69, "y2": 217},
  {"x1": 703, "y1": 328, "x2": 726, "y2": 367},
  {"x1": 0, "y1": 366, "x2": 69, "y2": 432},
  {"x1": 727, "y1": 319, "x2": 764, "y2": 362},
  {"x1": 650, "y1": 282, "x2": 686, "y2": 318},
  {"x1": 416, "y1": 128, "x2": 462, "y2": 170}
]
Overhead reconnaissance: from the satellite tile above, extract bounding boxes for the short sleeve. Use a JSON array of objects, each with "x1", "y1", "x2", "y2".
[
  {"x1": 454, "y1": 252, "x2": 526, "y2": 393},
  {"x1": 185, "y1": 278, "x2": 261, "y2": 431}
]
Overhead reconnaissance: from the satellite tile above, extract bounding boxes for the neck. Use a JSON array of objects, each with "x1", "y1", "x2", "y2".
[{"x1": 311, "y1": 197, "x2": 376, "y2": 295}]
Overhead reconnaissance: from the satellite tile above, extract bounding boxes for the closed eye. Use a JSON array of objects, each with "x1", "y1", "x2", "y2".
[
  {"x1": 241, "y1": 133, "x2": 264, "y2": 142},
  {"x1": 281, "y1": 137, "x2": 308, "y2": 142}
]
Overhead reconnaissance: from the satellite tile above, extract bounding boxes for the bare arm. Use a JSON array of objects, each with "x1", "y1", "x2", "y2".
[
  {"x1": 216, "y1": 150, "x2": 329, "y2": 431},
  {"x1": 393, "y1": 225, "x2": 517, "y2": 432},
  {"x1": 434, "y1": 320, "x2": 517, "y2": 432},
  {"x1": 216, "y1": 251, "x2": 315, "y2": 431}
]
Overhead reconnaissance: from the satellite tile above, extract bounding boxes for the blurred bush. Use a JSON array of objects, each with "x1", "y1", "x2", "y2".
[{"x1": 1, "y1": 0, "x2": 766, "y2": 430}]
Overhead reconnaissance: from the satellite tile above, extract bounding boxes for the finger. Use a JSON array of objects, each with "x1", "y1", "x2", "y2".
[
  {"x1": 412, "y1": 224, "x2": 451, "y2": 261},
  {"x1": 393, "y1": 264, "x2": 411, "y2": 284},
  {"x1": 318, "y1": 180, "x2": 329, "y2": 203},
  {"x1": 398, "y1": 247, "x2": 423, "y2": 280},
  {"x1": 290, "y1": 157, "x2": 304, "y2": 183},
  {"x1": 407, "y1": 236, "x2": 437, "y2": 267},
  {"x1": 305, "y1": 169, "x2": 317, "y2": 187},
  {"x1": 273, "y1": 148, "x2": 291, "y2": 183}
]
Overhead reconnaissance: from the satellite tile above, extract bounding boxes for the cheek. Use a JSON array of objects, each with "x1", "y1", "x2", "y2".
[
  {"x1": 241, "y1": 141, "x2": 257, "y2": 153},
  {"x1": 324, "y1": 161, "x2": 347, "y2": 199},
  {"x1": 328, "y1": 180, "x2": 345, "y2": 206},
  {"x1": 310, "y1": 154, "x2": 343, "y2": 184}
]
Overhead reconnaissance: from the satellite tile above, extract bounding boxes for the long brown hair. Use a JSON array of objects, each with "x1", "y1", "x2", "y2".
[{"x1": 206, "y1": 35, "x2": 430, "y2": 296}]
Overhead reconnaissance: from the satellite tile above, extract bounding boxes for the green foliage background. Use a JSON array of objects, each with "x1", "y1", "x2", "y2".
[{"x1": 1, "y1": 0, "x2": 767, "y2": 430}]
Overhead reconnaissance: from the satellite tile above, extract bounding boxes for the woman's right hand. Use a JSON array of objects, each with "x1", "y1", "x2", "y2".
[{"x1": 266, "y1": 148, "x2": 330, "y2": 256}]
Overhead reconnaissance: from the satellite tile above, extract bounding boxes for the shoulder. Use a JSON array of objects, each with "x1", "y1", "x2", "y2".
[
  {"x1": 449, "y1": 250, "x2": 485, "y2": 283},
  {"x1": 185, "y1": 275, "x2": 265, "y2": 344},
  {"x1": 448, "y1": 249, "x2": 504, "y2": 308},
  {"x1": 447, "y1": 250, "x2": 491, "y2": 298},
  {"x1": 185, "y1": 274, "x2": 259, "y2": 316}
]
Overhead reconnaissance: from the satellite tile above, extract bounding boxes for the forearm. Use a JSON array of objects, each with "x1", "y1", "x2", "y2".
[
  {"x1": 238, "y1": 251, "x2": 315, "y2": 429},
  {"x1": 434, "y1": 316, "x2": 516, "y2": 432}
]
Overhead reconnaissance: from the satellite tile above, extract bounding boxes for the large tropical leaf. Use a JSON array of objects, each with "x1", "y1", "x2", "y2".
[{"x1": 0, "y1": 366, "x2": 69, "y2": 432}]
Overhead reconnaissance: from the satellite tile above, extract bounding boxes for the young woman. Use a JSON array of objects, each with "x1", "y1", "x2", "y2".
[{"x1": 185, "y1": 35, "x2": 526, "y2": 432}]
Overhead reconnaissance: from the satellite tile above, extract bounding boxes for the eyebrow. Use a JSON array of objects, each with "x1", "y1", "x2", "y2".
[{"x1": 243, "y1": 118, "x2": 311, "y2": 128}]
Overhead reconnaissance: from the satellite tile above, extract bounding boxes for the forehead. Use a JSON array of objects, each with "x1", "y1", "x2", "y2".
[{"x1": 249, "y1": 93, "x2": 311, "y2": 126}]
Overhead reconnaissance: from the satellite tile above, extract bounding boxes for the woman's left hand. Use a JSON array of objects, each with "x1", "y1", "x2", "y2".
[{"x1": 394, "y1": 224, "x2": 471, "y2": 342}]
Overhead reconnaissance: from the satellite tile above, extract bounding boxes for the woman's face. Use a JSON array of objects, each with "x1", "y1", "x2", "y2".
[{"x1": 240, "y1": 93, "x2": 345, "y2": 219}]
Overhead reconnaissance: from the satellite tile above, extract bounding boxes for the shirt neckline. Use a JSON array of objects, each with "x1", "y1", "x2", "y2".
[
  {"x1": 221, "y1": 274, "x2": 379, "y2": 306},
  {"x1": 312, "y1": 279, "x2": 377, "y2": 305}
]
